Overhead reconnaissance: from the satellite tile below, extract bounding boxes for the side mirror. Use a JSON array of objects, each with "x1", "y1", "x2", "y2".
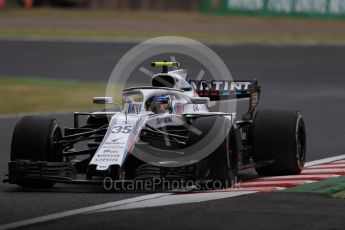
[
  {"x1": 190, "y1": 97, "x2": 210, "y2": 104},
  {"x1": 93, "y1": 97, "x2": 114, "y2": 104}
]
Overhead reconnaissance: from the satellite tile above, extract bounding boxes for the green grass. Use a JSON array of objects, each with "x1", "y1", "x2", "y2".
[
  {"x1": 0, "y1": 77, "x2": 122, "y2": 115},
  {"x1": 2, "y1": 27, "x2": 345, "y2": 43},
  {"x1": 331, "y1": 190, "x2": 345, "y2": 199},
  {"x1": 284, "y1": 176, "x2": 345, "y2": 198},
  {"x1": 1, "y1": 8, "x2": 345, "y2": 43}
]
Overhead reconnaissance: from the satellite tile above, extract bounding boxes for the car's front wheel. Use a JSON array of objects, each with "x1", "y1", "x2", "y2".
[
  {"x1": 11, "y1": 116, "x2": 63, "y2": 188},
  {"x1": 190, "y1": 116, "x2": 239, "y2": 188}
]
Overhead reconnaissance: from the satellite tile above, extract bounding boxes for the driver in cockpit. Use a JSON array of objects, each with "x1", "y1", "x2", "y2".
[{"x1": 145, "y1": 95, "x2": 172, "y2": 114}]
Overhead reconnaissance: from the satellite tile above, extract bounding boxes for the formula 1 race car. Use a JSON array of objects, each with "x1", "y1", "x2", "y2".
[{"x1": 6, "y1": 61, "x2": 306, "y2": 190}]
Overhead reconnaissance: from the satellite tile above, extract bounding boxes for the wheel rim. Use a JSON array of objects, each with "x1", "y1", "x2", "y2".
[
  {"x1": 296, "y1": 125, "x2": 306, "y2": 170},
  {"x1": 50, "y1": 123, "x2": 63, "y2": 161}
]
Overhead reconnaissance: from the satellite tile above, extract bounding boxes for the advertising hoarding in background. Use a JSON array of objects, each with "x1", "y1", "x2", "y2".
[{"x1": 202, "y1": 0, "x2": 345, "y2": 19}]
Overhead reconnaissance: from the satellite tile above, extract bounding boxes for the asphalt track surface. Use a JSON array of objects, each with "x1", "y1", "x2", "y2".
[{"x1": 1, "y1": 40, "x2": 345, "y2": 229}]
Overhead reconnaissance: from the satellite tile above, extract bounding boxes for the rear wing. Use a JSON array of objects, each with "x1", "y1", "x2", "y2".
[
  {"x1": 188, "y1": 79, "x2": 260, "y2": 100},
  {"x1": 189, "y1": 79, "x2": 261, "y2": 118}
]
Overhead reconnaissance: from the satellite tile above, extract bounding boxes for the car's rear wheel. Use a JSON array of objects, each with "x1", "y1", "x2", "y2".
[
  {"x1": 11, "y1": 116, "x2": 63, "y2": 188},
  {"x1": 252, "y1": 110, "x2": 306, "y2": 176}
]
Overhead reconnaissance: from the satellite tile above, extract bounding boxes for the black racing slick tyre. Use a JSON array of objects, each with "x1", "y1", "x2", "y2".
[
  {"x1": 190, "y1": 116, "x2": 238, "y2": 188},
  {"x1": 11, "y1": 116, "x2": 63, "y2": 188},
  {"x1": 252, "y1": 110, "x2": 306, "y2": 176}
]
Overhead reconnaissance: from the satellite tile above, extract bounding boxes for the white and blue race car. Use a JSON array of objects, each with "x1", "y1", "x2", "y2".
[{"x1": 6, "y1": 61, "x2": 306, "y2": 190}]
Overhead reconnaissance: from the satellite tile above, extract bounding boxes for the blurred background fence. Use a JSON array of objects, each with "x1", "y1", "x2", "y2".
[
  {"x1": 1, "y1": 0, "x2": 345, "y2": 19},
  {"x1": 2, "y1": 0, "x2": 201, "y2": 10}
]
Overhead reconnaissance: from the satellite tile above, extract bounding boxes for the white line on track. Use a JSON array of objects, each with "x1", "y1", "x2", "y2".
[
  {"x1": 302, "y1": 168, "x2": 345, "y2": 173},
  {"x1": 305, "y1": 154, "x2": 345, "y2": 167},
  {"x1": 90, "y1": 191, "x2": 256, "y2": 213},
  {"x1": 1, "y1": 154, "x2": 345, "y2": 230},
  {"x1": 308, "y1": 163, "x2": 345, "y2": 168},
  {"x1": 0, "y1": 193, "x2": 171, "y2": 230}
]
